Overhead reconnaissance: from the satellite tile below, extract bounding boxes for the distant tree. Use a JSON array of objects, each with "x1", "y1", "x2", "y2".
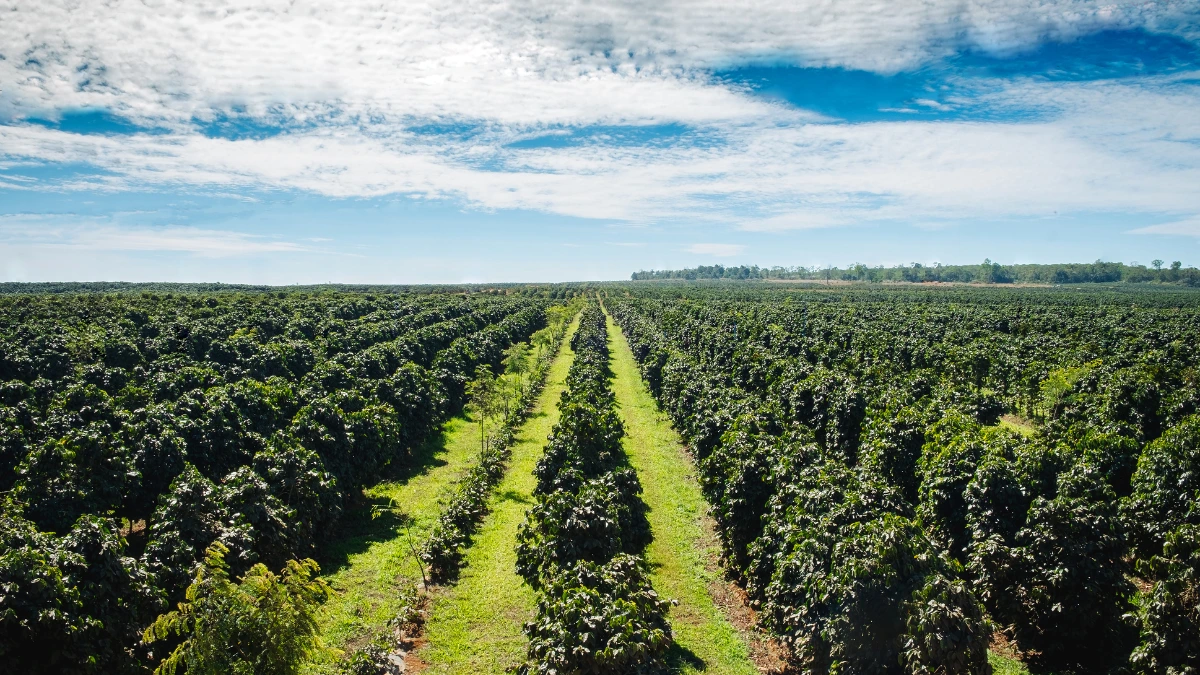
[{"x1": 1152, "y1": 259, "x2": 1164, "y2": 271}]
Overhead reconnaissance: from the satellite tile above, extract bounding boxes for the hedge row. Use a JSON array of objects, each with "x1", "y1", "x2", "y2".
[
  {"x1": 421, "y1": 312, "x2": 574, "y2": 580},
  {"x1": 514, "y1": 302, "x2": 671, "y2": 674}
]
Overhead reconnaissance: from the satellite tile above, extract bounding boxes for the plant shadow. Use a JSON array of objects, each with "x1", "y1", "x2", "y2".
[
  {"x1": 665, "y1": 642, "x2": 706, "y2": 672},
  {"x1": 496, "y1": 489, "x2": 531, "y2": 505},
  {"x1": 314, "y1": 428, "x2": 452, "y2": 574}
]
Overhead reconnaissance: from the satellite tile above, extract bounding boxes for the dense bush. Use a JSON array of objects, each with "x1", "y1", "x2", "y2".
[
  {"x1": 521, "y1": 555, "x2": 672, "y2": 675},
  {"x1": 0, "y1": 501, "x2": 162, "y2": 674},
  {"x1": 1130, "y1": 523, "x2": 1200, "y2": 674},
  {"x1": 1125, "y1": 415, "x2": 1200, "y2": 559},
  {"x1": 969, "y1": 462, "x2": 1135, "y2": 671},
  {"x1": 516, "y1": 469, "x2": 652, "y2": 586},
  {"x1": 517, "y1": 303, "x2": 671, "y2": 673}
]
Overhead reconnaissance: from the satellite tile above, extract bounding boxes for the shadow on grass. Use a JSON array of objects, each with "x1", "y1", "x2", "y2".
[
  {"x1": 496, "y1": 488, "x2": 532, "y2": 505},
  {"x1": 665, "y1": 641, "x2": 706, "y2": 672},
  {"x1": 314, "y1": 427, "x2": 453, "y2": 575}
]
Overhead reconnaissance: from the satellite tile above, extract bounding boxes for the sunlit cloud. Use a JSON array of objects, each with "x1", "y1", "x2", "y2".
[{"x1": 1, "y1": 0, "x2": 1198, "y2": 256}]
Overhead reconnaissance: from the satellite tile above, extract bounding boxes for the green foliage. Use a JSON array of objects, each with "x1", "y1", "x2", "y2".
[
  {"x1": 521, "y1": 555, "x2": 672, "y2": 675},
  {"x1": 917, "y1": 412, "x2": 991, "y2": 560},
  {"x1": 1130, "y1": 524, "x2": 1200, "y2": 674},
  {"x1": 609, "y1": 285, "x2": 1200, "y2": 672},
  {"x1": 970, "y1": 463, "x2": 1135, "y2": 672},
  {"x1": 516, "y1": 469, "x2": 652, "y2": 586},
  {"x1": 762, "y1": 510, "x2": 991, "y2": 674},
  {"x1": 699, "y1": 421, "x2": 816, "y2": 572},
  {"x1": 517, "y1": 303, "x2": 670, "y2": 673},
  {"x1": 144, "y1": 542, "x2": 331, "y2": 675},
  {"x1": 1039, "y1": 362, "x2": 1096, "y2": 420},
  {"x1": 859, "y1": 399, "x2": 935, "y2": 505},
  {"x1": 903, "y1": 574, "x2": 992, "y2": 675},
  {"x1": 1125, "y1": 415, "x2": 1200, "y2": 559},
  {"x1": 0, "y1": 289, "x2": 556, "y2": 668},
  {"x1": 0, "y1": 501, "x2": 161, "y2": 674}
]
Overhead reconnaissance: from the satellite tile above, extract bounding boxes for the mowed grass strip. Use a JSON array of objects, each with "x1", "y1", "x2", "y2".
[
  {"x1": 605, "y1": 312, "x2": 761, "y2": 675},
  {"x1": 304, "y1": 414, "x2": 486, "y2": 673},
  {"x1": 417, "y1": 315, "x2": 579, "y2": 674}
]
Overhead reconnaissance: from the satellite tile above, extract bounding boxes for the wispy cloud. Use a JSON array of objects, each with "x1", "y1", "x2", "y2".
[
  {"x1": 2, "y1": 0, "x2": 1192, "y2": 128},
  {"x1": 739, "y1": 212, "x2": 850, "y2": 232},
  {"x1": 0, "y1": 217, "x2": 313, "y2": 257},
  {"x1": 685, "y1": 243, "x2": 746, "y2": 257},
  {"x1": 1129, "y1": 217, "x2": 1200, "y2": 237}
]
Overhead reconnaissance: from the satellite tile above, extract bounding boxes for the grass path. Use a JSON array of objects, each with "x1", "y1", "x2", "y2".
[
  {"x1": 605, "y1": 312, "x2": 762, "y2": 675},
  {"x1": 303, "y1": 413, "x2": 486, "y2": 673},
  {"x1": 416, "y1": 315, "x2": 579, "y2": 674},
  {"x1": 305, "y1": 322, "x2": 575, "y2": 674}
]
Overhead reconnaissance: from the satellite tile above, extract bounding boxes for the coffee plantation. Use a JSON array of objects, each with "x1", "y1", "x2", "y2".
[{"x1": 3, "y1": 282, "x2": 1200, "y2": 674}]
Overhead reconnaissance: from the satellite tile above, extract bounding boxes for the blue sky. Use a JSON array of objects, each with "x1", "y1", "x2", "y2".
[{"x1": 2, "y1": 2, "x2": 1199, "y2": 283}]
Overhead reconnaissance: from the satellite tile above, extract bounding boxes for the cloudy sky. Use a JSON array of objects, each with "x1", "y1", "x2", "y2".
[{"x1": 2, "y1": 0, "x2": 1199, "y2": 283}]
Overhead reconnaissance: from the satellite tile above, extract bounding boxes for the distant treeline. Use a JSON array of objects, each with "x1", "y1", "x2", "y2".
[{"x1": 631, "y1": 260, "x2": 1200, "y2": 286}]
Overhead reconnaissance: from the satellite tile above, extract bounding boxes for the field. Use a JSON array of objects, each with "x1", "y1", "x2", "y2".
[{"x1": 2, "y1": 283, "x2": 1199, "y2": 674}]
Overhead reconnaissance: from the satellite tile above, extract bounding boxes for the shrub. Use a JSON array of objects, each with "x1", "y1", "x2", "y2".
[
  {"x1": 521, "y1": 555, "x2": 671, "y2": 675},
  {"x1": 762, "y1": 513, "x2": 990, "y2": 674},
  {"x1": 0, "y1": 503, "x2": 161, "y2": 674},
  {"x1": 1129, "y1": 523, "x2": 1200, "y2": 675},
  {"x1": 1125, "y1": 415, "x2": 1200, "y2": 559},
  {"x1": 516, "y1": 469, "x2": 651, "y2": 587},
  {"x1": 144, "y1": 542, "x2": 331, "y2": 675},
  {"x1": 969, "y1": 463, "x2": 1134, "y2": 672}
]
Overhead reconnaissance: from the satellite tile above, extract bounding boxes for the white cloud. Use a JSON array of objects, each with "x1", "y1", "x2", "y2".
[
  {"x1": 0, "y1": 0, "x2": 1198, "y2": 236},
  {"x1": 686, "y1": 243, "x2": 746, "y2": 257},
  {"x1": 739, "y1": 212, "x2": 850, "y2": 232},
  {"x1": 1129, "y1": 217, "x2": 1200, "y2": 237},
  {"x1": 0, "y1": 217, "x2": 313, "y2": 257},
  {"x1": 2, "y1": 0, "x2": 1193, "y2": 127}
]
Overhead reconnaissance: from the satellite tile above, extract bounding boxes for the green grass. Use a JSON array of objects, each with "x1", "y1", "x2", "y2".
[
  {"x1": 989, "y1": 650, "x2": 1033, "y2": 675},
  {"x1": 302, "y1": 414, "x2": 484, "y2": 672},
  {"x1": 605, "y1": 312, "x2": 761, "y2": 675},
  {"x1": 416, "y1": 315, "x2": 580, "y2": 674},
  {"x1": 303, "y1": 330, "x2": 566, "y2": 673},
  {"x1": 998, "y1": 413, "x2": 1039, "y2": 438}
]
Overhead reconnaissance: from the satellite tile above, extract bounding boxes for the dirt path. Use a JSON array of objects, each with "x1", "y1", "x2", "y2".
[
  {"x1": 415, "y1": 316, "x2": 579, "y2": 674},
  {"x1": 605, "y1": 311, "x2": 766, "y2": 675}
]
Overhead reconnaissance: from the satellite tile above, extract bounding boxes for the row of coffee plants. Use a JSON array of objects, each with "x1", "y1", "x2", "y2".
[
  {"x1": 334, "y1": 305, "x2": 579, "y2": 675},
  {"x1": 0, "y1": 290, "x2": 557, "y2": 674},
  {"x1": 422, "y1": 304, "x2": 578, "y2": 580},
  {"x1": 514, "y1": 303, "x2": 672, "y2": 673},
  {"x1": 610, "y1": 285, "x2": 1200, "y2": 674}
]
